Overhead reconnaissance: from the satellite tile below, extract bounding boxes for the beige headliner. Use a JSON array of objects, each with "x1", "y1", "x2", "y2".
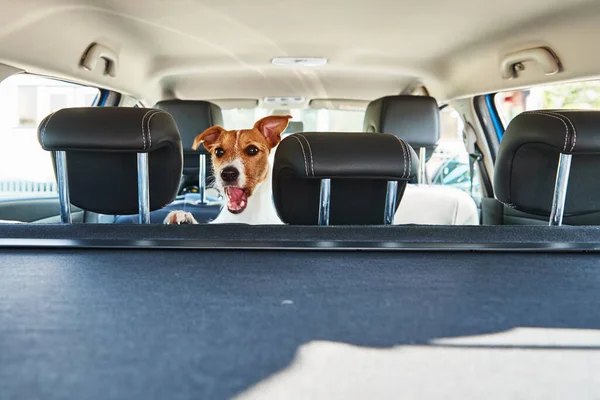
[{"x1": 1, "y1": 0, "x2": 599, "y2": 106}]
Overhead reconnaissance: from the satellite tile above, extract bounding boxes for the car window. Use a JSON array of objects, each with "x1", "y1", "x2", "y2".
[
  {"x1": 428, "y1": 106, "x2": 482, "y2": 205},
  {"x1": 222, "y1": 108, "x2": 365, "y2": 132},
  {"x1": 0, "y1": 74, "x2": 99, "y2": 200},
  {"x1": 120, "y1": 95, "x2": 143, "y2": 107},
  {"x1": 495, "y1": 80, "x2": 600, "y2": 126}
]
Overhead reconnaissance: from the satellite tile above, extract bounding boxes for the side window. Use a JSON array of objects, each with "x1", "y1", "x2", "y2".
[
  {"x1": 0, "y1": 74, "x2": 99, "y2": 199},
  {"x1": 120, "y1": 95, "x2": 143, "y2": 108},
  {"x1": 495, "y1": 80, "x2": 600, "y2": 126},
  {"x1": 427, "y1": 106, "x2": 483, "y2": 205}
]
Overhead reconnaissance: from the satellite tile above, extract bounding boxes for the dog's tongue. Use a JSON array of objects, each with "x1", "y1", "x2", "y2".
[{"x1": 226, "y1": 187, "x2": 247, "y2": 213}]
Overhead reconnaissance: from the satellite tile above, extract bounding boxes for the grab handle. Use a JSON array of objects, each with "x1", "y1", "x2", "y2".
[
  {"x1": 80, "y1": 43, "x2": 118, "y2": 77},
  {"x1": 500, "y1": 47, "x2": 561, "y2": 80}
]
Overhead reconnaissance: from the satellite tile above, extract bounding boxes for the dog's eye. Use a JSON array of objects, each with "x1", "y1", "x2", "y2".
[
  {"x1": 215, "y1": 148, "x2": 225, "y2": 158},
  {"x1": 245, "y1": 145, "x2": 259, "y2": 156}
]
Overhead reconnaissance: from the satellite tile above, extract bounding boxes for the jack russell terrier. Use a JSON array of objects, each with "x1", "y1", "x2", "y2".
[{"x1": 164, "y1": 115, "x2": 291, "y2": 225}]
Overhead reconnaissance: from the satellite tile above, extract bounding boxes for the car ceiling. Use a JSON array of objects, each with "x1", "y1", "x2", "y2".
[{"x1": 0, "y1": 0, "x2": 599, "y2": 106}]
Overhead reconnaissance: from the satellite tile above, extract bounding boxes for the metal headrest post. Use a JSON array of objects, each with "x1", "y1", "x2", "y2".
[
  {"x1": 418, "y1": 147, "x2": 427, "y2": 184},
  {"x1": 198, "y1": 153, "x2": 207, "y2": 204},
  {"x1": 549, "y1": 153, "x2": 572, "y2": 226},
  {"x1": 137, "y1": 153, "x2": 151, "y2": 224},
  {"x1": 55, "y1": 151, "x2": 72, "y2": 224},
  {"x1": 384, "y1": 181, "x2": 398, "y2": 224},
  {"x1": 318, "y1": 178, "x2": 331, "y2": 225}
]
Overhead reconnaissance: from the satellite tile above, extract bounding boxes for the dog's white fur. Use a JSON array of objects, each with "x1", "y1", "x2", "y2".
[
  {"x1": 165, "y1": 145, "x2": 282, "y2": 225},
  {"x1": 210, "y1": 146, "x2": 281, "y2": 224}
]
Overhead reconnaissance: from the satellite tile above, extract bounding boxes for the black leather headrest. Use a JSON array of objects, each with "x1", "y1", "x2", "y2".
[
  {"x1": 155, "y1": 100, "x2": 222, "y2": 177},
  {"x1": 154, "y1": 100, "x2": 223, "y2": 151},
  {"x1": 273, "y1": 132, "x2": 418, "y2": 225},
  {"x1": 38, "y1": 107, "x2": 183, "y2": 215},
  {"x1": 364, "y1": 95, "x2": 440, "y2": 150},
  {"x1": 495, "y1": 110, "x2": 600, "y2": 217}
]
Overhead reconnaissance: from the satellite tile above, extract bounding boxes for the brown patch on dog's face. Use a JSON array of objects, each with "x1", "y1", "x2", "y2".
[{"x1": 193, "y1": 115, "x2": 291, "y2": 214}]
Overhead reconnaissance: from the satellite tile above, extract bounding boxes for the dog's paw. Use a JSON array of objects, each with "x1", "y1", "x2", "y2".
[{"x1": 163, "y1": 210, "x2": 198, "y2": 225}]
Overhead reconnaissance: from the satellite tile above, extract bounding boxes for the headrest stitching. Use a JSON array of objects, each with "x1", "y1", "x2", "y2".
[
  {"x1": 140, "y1": 110, "x2": 156, "y2": 150},
  {"x1": 297, "y1": 134, "x2": 315, "y2": 176},
  {"x1": 407, "y1": 139, "x2": 412, "y2": 179},
  {"x1": 290, "y1": 136, "x2": 309, "y2": 176},
  {"x1": 40, "y1": 111, "x2": 58, "y2": 148},
  {"x1": 545, "y1": 111, "x2": 577, "y2": 152},
  {"x1": 523, "y1": 111, "x2": 569, "y2": 152},
  {"x1": 145, "y1": 110, "x2": 164, "y2": 150},
  {"x1": 393, "y1": 136, "x2": 408, "y2": 179}
]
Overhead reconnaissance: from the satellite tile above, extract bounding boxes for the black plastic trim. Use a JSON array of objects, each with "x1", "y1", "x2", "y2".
[
  {"x1": 473, "y1": 95, "x2": 500, "y2": 162},
  {"x1": 2, "y1": 225, "x2": 600, "y2": 252},
  {"x1": 1, "y1": 237, "x2": 600, "y2": 252}
]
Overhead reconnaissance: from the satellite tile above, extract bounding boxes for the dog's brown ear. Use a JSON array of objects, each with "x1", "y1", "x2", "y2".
[
  {"x1": 253, "y1": 115, "x2": 292, "y2": 148},
  {"x1": 192, "y1": 126, "x2": 224, "y2": 151}
]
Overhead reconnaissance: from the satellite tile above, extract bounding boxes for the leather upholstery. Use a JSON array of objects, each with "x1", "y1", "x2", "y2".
[
  {"x1": 481, "y1": 197, "x2": 600, "y2": 225},
  {"x1": 395, "y1": 184, "x2": 479, "y2": 225},
  {"x1": 149, "y1": 99, "x2": 224, "y2": 224},
  {"x1": 274, "y1": 132, "x2": 418, "y2": 179},
  {"x1": 38, "y1": 107, "x2": 180, "y2": 152},
  {"x1": 154, "y1": 100, "x2": 222, "y2": 186},
  {"x1": 38, "y1": 107, "x2": 183, "y2": 216},
  {"x1": 362, "y1": 95, "x2": 479, "y2": 225},
  {"x1": 273, "y1": 132, "x2": 418, "y2": 225},
  {"x1": 495, "y1": 110, "x2": 600, "y2": 217},
  {"x1": 364, "y1": 95, "x2": 440, "y2": 151},
  {"x1": 154, "y1": 100, "x2": 223, "y2": 151}
]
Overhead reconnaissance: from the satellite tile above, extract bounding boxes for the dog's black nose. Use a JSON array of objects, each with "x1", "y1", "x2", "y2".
[{"x1": 221, "y1": 167, "x2": 239, "y2": 183}]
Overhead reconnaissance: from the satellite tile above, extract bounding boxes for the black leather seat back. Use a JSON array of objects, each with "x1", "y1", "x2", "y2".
[
  {"x1": 38, "y1": 107, "x2": 183, "y2": 216},
  {"x1": 364, "y1": 95, "x2": 440, "y2": 162},
  {"x1": 154, "y1": 100, "x2": 223, "y2": 186},
  {"x1": 494, "y1": 110, "x2": 600, "y2": 224},
  {"x1": 273, "y1": 132, "x2": 418, "y2": 225}
]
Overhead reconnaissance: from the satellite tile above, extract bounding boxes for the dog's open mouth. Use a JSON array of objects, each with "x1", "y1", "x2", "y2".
[{"x1": 224, "y1": 187, "x2": 249, "y2": 214}]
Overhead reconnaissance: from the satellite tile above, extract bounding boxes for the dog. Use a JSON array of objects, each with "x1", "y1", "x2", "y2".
[{"x1": 164, "y1": 115, "x2": 291, "y2": 225}]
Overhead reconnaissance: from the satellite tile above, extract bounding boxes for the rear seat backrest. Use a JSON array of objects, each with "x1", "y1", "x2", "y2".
[
  {"x1": 364, "y1": 95, "x2": 440, "y2": 173},
  {"x1": 112, "y1": 100, "x2": 225, "y2": 224},
  {"x1": 37, "y1": 107, "x2": 183, "y2": 220},
  {"x1": 154, "y1": 99, "x2": 223, "y2": 194},
  {"x1": 364, "y1": 95, "x2": 479, "y2": 225},
  {"x1": 272, "y1": 132, "x2": 418, "y2": 225},
  {"x1": 494, "y1": 110, "x2": 600, "y2": 225}
]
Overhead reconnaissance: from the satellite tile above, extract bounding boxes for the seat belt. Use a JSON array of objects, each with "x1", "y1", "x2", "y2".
[
  {"x1": 468, "y1": 150, "x2": 480, "y2": 198},
  {"x1": 463, "y1": 121, "x2": 493, "y2": 197}
]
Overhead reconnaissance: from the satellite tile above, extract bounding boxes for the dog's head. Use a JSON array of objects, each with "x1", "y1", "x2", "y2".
[{"x1": 192, "y1": 115, "x2": 291, "y2": 214}]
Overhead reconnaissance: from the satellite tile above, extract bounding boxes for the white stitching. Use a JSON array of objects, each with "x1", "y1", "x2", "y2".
[
  {"x1": 400, "y1": 138, "x2": 408, "y2": 179},
  {"x1": 297, "y1": 134, "x2": 315, "y2": 176},
  {"x1": 406, "y1": 140, "x2": 412, "y2": 179},
  {"x1": 291, "y1": 136, "x2": 309, "y2": 176},
  {"x1": 393, "y1": 136, "x2": 408, "y2": 179},
  {"x1": 140, "y1": 110, "x2": 155, "y2": 150},
  {"x1": 144, "y1": 110, "x2": 162, "y2": 150},
  {"x1": 523, "y1": 111, "x2": 570, "y2": 152},
  {"x1": 40, "y1": 111, "x2": 58, "y2": 148},
  {"x1": 524, "y1": 111, "x2": 569, "y2": 151},
  {"x1": 145, "y1": 110, "x2": 163, "y2": 150},
  {"x1": 547, "y1": 111, "x2": 577, "y2": 152}
]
